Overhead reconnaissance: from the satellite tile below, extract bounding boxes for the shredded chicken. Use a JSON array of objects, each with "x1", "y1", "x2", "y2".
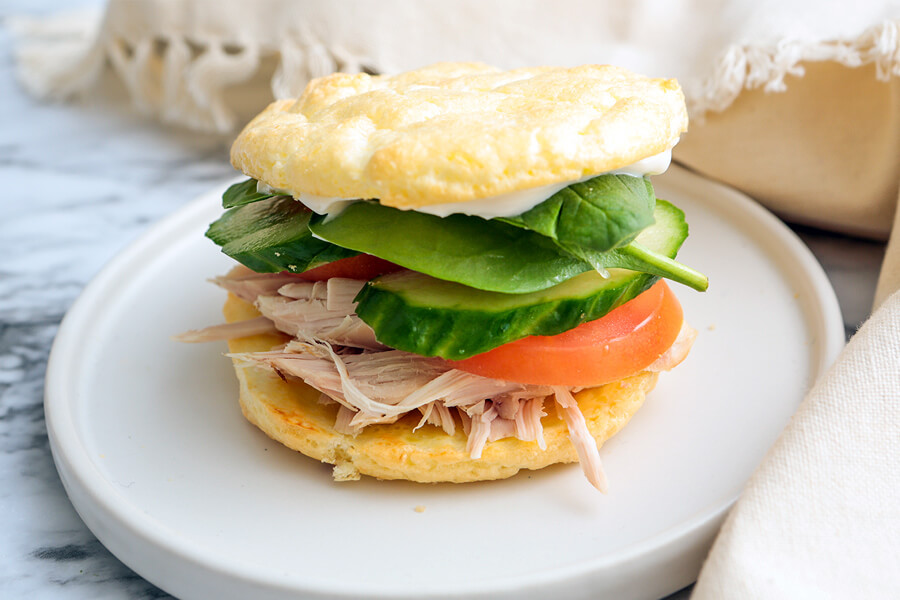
[
  {"x1": 232, "y1": 340, "x2": 553, "y2": 432},
  {"x1": 465, "y1": 401, "x2": 498, "y2": 459},
  {"x1": 255, "y1": 279, "x2": 384, "y2": 350},
  {"x1": 414, "y1": 401, "x2": 456, "y2": 436},
  {"x1": 211, "y1": 266, "x2": 307, "y2": 303},
  {"x1": 552, "y1": 387, "x2": 608, "y2": 492},
  {"x1": 646, "y1": 321, "x2": 698, "y2": 372},
  {"x1": 187, "y1": 270, "x2": 695, "y2": 492},
  {"x1": 182, "y1": 271, "x2": 383, "y2": 349},
  {"x1": 174, "y1": 316, "x2": 277, "y2": 343}
]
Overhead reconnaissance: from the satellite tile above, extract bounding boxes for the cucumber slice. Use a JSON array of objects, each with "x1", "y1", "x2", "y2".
[
  {"x1": 206, "y1": 196, "x2": 358, "y2": 273},
  {"x1": 355, "y1": 200, "x2": 690, "y2": 359}
]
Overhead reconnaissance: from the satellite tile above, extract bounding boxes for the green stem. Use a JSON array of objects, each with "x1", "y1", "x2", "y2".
[{"x1": 616, "y1": 242, "x2": 709, "y2": 291}]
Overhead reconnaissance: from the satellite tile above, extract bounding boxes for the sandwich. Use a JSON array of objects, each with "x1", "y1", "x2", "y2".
[{"x1": 181, "y1": 62, "x2": 708, "y2": 492}]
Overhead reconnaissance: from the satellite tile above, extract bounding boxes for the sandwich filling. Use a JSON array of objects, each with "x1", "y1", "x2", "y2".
[{"x1": 182, "y1": 266, "x2": 695, "y2": 491}]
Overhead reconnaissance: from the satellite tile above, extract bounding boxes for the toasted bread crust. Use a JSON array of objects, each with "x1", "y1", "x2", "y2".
[
  {"x1": 230, "y1": 62, "x2": 687, "y2": 209},
  {"x1": 224, "y1": 294, "x2": 657, "y2": 483}
]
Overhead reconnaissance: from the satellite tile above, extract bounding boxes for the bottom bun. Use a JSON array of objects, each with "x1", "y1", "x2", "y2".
[{"x1": 224, "y1": 294, "x2": 658, "y2": 483}]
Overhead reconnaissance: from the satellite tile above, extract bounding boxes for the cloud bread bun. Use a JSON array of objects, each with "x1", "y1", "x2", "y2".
[
  {"x1": 230, "y1": 62, "x2": 688, "y2": 209},
  {"x1": 224, "y1": 294, "x2": 657, "y2": 483}
]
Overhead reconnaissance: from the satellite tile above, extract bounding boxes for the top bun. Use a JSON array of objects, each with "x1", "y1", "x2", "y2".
[{"x1": 231, "y1": 62, "x2": 687, "y2": 209}]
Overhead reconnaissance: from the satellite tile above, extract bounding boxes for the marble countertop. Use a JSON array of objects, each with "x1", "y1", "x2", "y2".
[{"x1": 0, "y1": 4, "x2": 886, "y2": 599}]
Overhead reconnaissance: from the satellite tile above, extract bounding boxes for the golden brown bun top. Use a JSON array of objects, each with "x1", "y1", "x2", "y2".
[{"x1": 231, "y1": 62, "x2": 688, "y2": 209}]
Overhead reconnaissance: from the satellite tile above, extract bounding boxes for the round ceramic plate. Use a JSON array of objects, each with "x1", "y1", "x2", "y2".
[{"x1": 45, "y1": 166, "x2": 843, "y2": 600}]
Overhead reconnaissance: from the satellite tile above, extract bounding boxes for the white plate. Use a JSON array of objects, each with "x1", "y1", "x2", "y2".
[{"x1": 46, "y1": 166, "x2": 843, "y2": 600}]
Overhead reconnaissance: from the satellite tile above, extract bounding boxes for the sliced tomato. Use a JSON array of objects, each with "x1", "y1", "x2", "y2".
[
  {"x1": 297, "y1": 254, "x2": 404, "y2": 281},
  {"x1": 450, "y1": 280, "x2": 684, "y2": 387}
]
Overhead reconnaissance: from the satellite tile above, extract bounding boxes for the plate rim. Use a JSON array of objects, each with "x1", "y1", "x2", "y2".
[{"x1": 44, "y1": 165, "x2": 845, "y2": 599}]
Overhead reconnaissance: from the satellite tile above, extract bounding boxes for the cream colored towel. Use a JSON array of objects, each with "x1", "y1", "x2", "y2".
[
  {"x1": 8, "y1": 1, "x2": 900, "y2": 240},
  {"x1": 693, "y1": 289, "x2": 900, "y2": 598}
]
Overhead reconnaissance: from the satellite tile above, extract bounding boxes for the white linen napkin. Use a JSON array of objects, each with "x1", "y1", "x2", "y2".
[{"x1": 693, "y1": 288, "x2": 900, "y2": 598}]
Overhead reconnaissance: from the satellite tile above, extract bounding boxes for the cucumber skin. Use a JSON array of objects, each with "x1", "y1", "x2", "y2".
[
  {"x1": 355, "y1": 199, "x2": 688, "y2": 359},
  {"x1": 355, "y1": 273, "x2": 658, "y2": 359}
]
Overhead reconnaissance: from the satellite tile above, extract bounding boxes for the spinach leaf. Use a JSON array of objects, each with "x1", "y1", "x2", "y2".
[
  {"x1": 222, "y1": 178, "x2": 276, "y2": 209},
  {"x1": 308, "y1": 202, "x2": 592, "y2": 294},
  {"x1": 498, "y1": 174, "x2": 655, "y2": 252},
  {"x1": 488, "y1": 175, "x2": 707, "y2": 290},
  {"x1": 207, "y1": 196, "x2": 358, "y2": 273},
  {"x1": 207, "y1": 181, "x2": 707, "y2": 293}
]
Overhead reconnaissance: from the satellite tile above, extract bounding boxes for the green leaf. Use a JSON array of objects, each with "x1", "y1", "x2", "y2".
[
  {"x1": 498, "y1": 174, "x2": 656, "y2": 252},
  {"x1": 561, "y1": 199, "x2": 709, "y2": 292},
  {"x1": 206, "y1": 184, "x2": 708, "y2": 294},
  {"x1": 222, "y1": 178, "x2": 276, "y2": 209},
  {"x1": 308, "y1": 202, "x2": 592, "y2": 294},
  {"x1": 206, "y1": 196, "x2": 358, "y2": 273},
  {"x1": 351, "y1": 200, "x2": 698, "y2": 358}
]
